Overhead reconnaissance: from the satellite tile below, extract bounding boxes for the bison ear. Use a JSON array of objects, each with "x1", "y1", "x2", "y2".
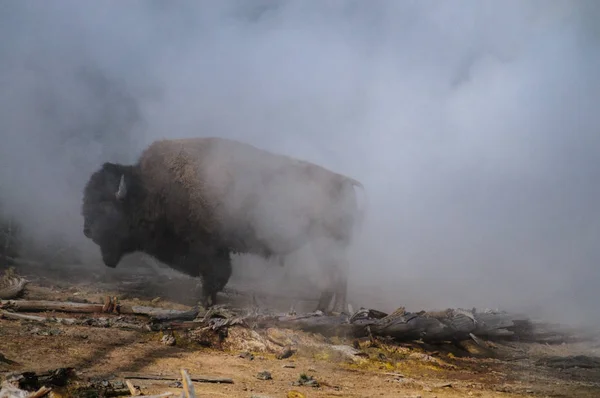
[{"x1": 115, "y1": 174, "x2": 128, "y2": 200}]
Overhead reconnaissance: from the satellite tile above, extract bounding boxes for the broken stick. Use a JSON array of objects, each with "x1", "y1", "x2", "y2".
[
  {"x1": 27, "y1": 386, "x2": 52, "y2": 398},
  {"x1": 125, "y1": 380, "x2": 141, "y2": 396},
  {"x1": 180, "y1": 369, "x2": 196, "y2": 398}
]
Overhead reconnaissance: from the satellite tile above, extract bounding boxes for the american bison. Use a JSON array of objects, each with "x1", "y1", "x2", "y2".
[{"x1": 81, "y1": 137, "x2": 366, "y2": 311}]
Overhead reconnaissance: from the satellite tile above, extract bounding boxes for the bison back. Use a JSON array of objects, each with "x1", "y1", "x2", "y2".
[{"x1": 139, "y1": 137, "x2": 360, "y2": 254}]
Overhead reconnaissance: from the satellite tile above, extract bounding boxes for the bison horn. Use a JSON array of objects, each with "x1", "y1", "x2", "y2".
[{"x1": 115, "y1": 174, "x2": 127, "y2": 200}]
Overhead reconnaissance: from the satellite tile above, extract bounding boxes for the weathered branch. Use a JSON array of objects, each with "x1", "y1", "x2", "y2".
[
  {"x1": 0, "y1": 299, "x2": 193, "y2": 320},
  {"x1": 121, "y1": 372, "x2": 234, "y2": 384}
]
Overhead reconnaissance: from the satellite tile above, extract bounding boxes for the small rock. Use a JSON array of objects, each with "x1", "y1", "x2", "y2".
[
  {"x1": 422, "y1": 386, "x2": 433, "y2": 392},
  {"x1": 256, "y1": 371, "x2": 272, "y2": 380},
  {"x1": 293, "y1": 374, "x2": 319, "y2": 388},
  {"x1": 37, "y1": 328, "x2": 62, "y2": 336},
  {"x1": 282, "y1": 364, "x2": 296, "y2": 369},
  {"x1": 239, "y1": 352, "x2": 255, "y2": 360},
  {"x1": 276, "y1": 347, "x2": 296, "y2": 360}
]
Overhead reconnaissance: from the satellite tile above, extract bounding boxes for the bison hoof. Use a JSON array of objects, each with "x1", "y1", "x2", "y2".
[{"x1": 200, "y1": 294, "x2": 218, "y2": 309}]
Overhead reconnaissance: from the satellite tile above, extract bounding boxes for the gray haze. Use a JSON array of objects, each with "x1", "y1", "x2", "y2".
[{"x1": 1, "y1": 1, "x2": 599, "y2": 324}]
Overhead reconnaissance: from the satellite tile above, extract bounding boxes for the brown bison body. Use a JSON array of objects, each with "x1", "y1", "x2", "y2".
[{"x1": 82, "y1": 137, "x2": 366, "y2": 311}]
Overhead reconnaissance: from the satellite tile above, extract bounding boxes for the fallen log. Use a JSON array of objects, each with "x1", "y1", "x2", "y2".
[
  {"x1": 3, "y1": 296, "x2": 597, "y2": 345},
  {"x1": 121, "y1": 372, "x2": 234, "y2": 384},
  {"x1": 0, "y1": 299, "x2": 193, "y2": 319},
  {"x1": 161, "y1": 307, "x2": 599, "y2": 345},
  {"x1": 0, "y1": 310, "x2": 150, "y2": 331}
]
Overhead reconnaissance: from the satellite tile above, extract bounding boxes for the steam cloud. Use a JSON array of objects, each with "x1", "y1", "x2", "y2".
[{"x1": 1, "y1": 1, "x2": 599, "y2": 325}]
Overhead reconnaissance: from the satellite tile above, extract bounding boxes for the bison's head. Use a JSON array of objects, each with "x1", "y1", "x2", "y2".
[{"x1": 82, "y1": 162, "x2": 139, "y2": 268}]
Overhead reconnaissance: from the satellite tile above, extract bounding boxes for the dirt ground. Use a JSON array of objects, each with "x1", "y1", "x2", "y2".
[{"x1": 2, "y1": 265, "x2": 600, "y2": 398}]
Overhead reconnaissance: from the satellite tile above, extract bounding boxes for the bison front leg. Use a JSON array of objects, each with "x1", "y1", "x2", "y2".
[
  {"x1": 199, "y1": 250, "x2": 233, "y2": 308},
  {"x1": 312, "y1": 240, "x2": 350, "y2": 314},
  {"x1": 315, "y1": 270, "x2": 348, "y2": 313},
  {"x1": 332, "y1": 265, "x2": 348, "y2": 313}
]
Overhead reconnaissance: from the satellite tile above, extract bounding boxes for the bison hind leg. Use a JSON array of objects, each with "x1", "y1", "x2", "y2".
[
  {"x1": 199, "y1": 250, "x2": 233, "y2": 308},
  {"x1": 315, "y1": 282, "x2": 347, "y2": 313},
  {"x1": 315, "y1": 291, "x2": 334, "y2": 313},
  {"x1": 311, "y1": 238, "x2": 350, "y2": 314}
]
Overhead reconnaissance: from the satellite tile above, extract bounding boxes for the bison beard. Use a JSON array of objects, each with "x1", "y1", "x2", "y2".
[{"x1": 81, "y1": 137, "x2": 365, "y2": 312}]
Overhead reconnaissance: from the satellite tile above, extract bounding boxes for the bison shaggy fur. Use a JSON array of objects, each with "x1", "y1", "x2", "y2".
[{"x1": 81, "y1": 137, "x2": 366, "y2": 311}]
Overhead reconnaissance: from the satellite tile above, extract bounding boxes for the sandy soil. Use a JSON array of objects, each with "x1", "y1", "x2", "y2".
[{"x1": 1, "y1": 268, "x2": 600, "y2": 397}]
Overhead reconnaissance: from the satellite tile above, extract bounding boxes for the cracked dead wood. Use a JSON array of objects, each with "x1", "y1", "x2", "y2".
[
  {"x1": 0, "y1": 299, "x2": 193, "y2": 319},
  {"x1": 163, "y1": 307, "x2": 599, "y2": 345},
  {"x1": 121, "y1": 372, "x2": 234, "y2": 385}
]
